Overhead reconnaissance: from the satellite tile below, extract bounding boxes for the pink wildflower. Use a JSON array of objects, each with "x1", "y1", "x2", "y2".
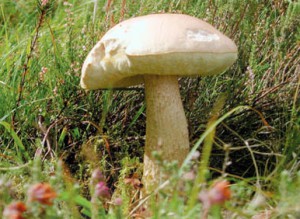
[
  {"x1": 95, "y1": 182, "x2": 111, "y2": 199},
  {"x1": 91, "y1": 169, "x2": 106, "y2": 182},
  {"x1": 3, "y1": 201, "x2": 27, "y2": 219},
  {"x1": 113, "y1": 197, "x2": 123, "y2": 206},
  {"x1": 28, "y1": 183, "x2": 57, "y2": 205},
  {"x1": 41, "y1": 0, "x2": 49, "y2": 6},
  {"x1": 199, "y1": 180, "x2": 231, "y2": 209}
]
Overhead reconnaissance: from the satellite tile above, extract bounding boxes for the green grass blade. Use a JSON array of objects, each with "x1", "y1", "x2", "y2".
[
  {"x1": 0, "y1": 121, "x2": 30, "y2": 162},
  {"x1": 126, "y1": 103, "x2": 145, "y2": 132},
  {"x1": 186, "y1": 94, "x2": 226, "y2": 211}
]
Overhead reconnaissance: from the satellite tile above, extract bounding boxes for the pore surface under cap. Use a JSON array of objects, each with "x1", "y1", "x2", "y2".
[{"x1": 81, "y1": 13, "x2": 238, "y2": 90}]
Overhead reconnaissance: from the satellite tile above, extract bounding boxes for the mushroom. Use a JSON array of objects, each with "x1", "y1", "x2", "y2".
[{"x1": 81, "y1": 14, "x2": 237, "y2": 195}]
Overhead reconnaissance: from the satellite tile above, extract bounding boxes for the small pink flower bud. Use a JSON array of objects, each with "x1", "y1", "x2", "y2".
[
  {"x1": 114, "y1": 197, "x2": 123, "y2": 206},
  {"x1": 199, "y1": 180, "x2": 231, "y2": 209},
  {"x1": 28, "y1": 183, "x2": 57, "y2": 205},
  {"x1": 95, "y1": 182, "x2": 110, "y2": 199},
  {"x1": 41, "y1": 0, "x2": 49, "y2": 6},
  {"x1": 182, "y1": 171, "x2": 196, "y2": 181},
  {"x1": 91, "y1": 169, "x2": 105, "y2": 182},
  {"x1": 3, "y1": 201, "x2": 27, "y2": 219}
]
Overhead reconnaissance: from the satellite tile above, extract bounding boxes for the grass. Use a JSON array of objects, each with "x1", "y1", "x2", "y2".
[{"x1": 0, "y1": 0, "x2": 299, "y2": 218}]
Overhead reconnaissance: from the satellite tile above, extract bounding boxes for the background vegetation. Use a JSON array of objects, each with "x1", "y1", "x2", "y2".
[{"x1": 0, "y1": 0, "x2": 299, "y2": 218}]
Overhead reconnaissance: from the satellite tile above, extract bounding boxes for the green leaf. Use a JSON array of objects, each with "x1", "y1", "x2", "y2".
[{"x1": 60, "y1": 191, "x2": 92, "y2": 217}]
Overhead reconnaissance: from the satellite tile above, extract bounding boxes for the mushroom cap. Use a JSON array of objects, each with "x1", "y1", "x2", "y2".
[{"x1": 81, "y1": 13, "x2": 238, "y2": 90}]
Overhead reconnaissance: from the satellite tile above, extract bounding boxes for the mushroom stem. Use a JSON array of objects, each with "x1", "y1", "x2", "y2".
[{"x1": 143, "y1": 75, "x2": 190, "y2": 194}]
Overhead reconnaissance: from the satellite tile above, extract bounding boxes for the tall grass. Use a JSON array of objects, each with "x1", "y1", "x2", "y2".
[{"x1": 0, "y1": 0, "x2": 299, "y2": 218}]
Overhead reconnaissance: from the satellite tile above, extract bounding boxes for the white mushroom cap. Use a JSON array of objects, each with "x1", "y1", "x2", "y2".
[{"x1": 81, "y1": 13, "x2": 237, "y2": 89}]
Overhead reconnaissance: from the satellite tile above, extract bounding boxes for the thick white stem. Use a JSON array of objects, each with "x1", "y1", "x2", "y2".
[{"x1": 143, "y1": 75, "x2": 189, "y2": 194}]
